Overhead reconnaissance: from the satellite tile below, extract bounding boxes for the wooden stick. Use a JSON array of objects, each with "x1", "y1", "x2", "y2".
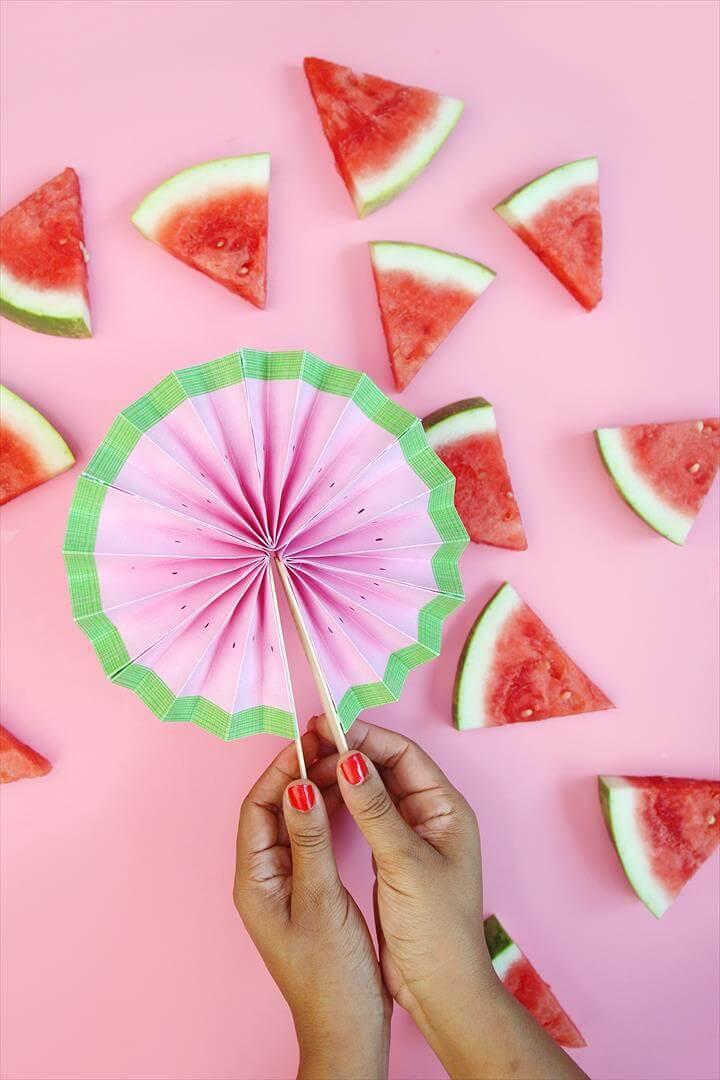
[
  {"x1": 274, "y1": 557, "x2": 349, "y2": 755},
  {"x1": 266, "y1": 560, "x2": 307, "y2": 779}
]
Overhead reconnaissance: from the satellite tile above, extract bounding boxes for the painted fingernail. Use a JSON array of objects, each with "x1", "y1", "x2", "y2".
[
  {"x1": 288, "y1": 783, "x2": 315, "y2": 813},
  {"x1": 341, "y1": 753, "x2": 369, "y2": 786}
]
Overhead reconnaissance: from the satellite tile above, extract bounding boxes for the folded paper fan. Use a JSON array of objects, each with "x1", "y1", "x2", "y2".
[{"x1": 64, "y1": 350, "x2": 467, "y2": 767}]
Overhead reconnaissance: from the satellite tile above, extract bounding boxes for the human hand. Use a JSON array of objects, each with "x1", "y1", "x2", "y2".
[
  {"x1": 233, "y1": 731, "x2": 391, "y2": 1080},
  {"x1": 308, "y1": 715, "x2": 587, "y2": 1080}
]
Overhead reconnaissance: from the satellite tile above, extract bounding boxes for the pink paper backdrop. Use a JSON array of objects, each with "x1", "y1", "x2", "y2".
[{"x1": 1, "y1": 2, "x2": 718, "y2": 1078}]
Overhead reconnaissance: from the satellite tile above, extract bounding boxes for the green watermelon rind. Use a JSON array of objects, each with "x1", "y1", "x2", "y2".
[
  {"x1": 598, "y1": 776, "x2": 673, "y2": 919},
  {"x1": 131, "y1": 154, "x2": 271, "y2": 238},
  {"x1": 369, "y1": 242, "x2": 495, "y2": 297},
  {"x1": 0, "y1": 268, "x2": 91, "y2": 338},
  {"x1": 0, "y1": 383, "x2": 75, "y2": 497},
  {"x1": 352, "y1": 98, "x2": 464, "y2": 217},
  {"x1": 423, "y1": 397, "x2": 495, "y2": 451},
  {"x1": 595, "y1": 428, "x2": 694, "y2": 545},
  {"x1": 453, "y1": 582, "x2": 522, "y2": 729},
  {"x1": 483, "y1": 914, "x2": 514, "y2": 961},
  {"x1": 494, "y1": 157, "x2": 599, "y2": 225}
]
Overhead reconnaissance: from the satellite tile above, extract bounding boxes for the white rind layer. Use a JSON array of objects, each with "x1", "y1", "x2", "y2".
[
  {"x1": 0, "y1": 384, "x2": 75, "y2": 474},
  {"x1": 491, "y1": 941, "x2": 522, "y2": 981},
  {"x1": 595, "y1": 427, "x2": 693, "y2": 545},
  {"x1": 0, "y1": 263, "x2": 91, "y2": 331},
  {"x1": 131, "y1": 155, "x2": 271, "y2": 238},
  {"x1": 495, "y1": 157, "x2": 598, "y2": 225},
  {"x1": 370, "y1": 242, "x2": 495, "y2": 296},
  {"x1": 600, "y1": 776, "x2": 673, "y2": 918},
  {"x1": 424, "y1": 402, "x2": 496, "y2": 450},
  {"x1": 353, "y1": 97, "x2": 464, "y2": 216},
  {"x1": 455, "y1": 582, "x2": 522, "y2": 729}
]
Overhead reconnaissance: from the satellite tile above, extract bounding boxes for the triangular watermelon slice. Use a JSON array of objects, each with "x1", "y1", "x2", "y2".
[
  {"x1": 0, "y1": 724, "x2": 52, "y2": 783},
  {"x1": 454, "y1": 582, "x2": 613, "y2": 729},
  {"x1": 370, "y1": 242, "x2": 495, "y2": 390},
  {"x1": 599, "y1": 776, "x2": 720, "y2": 918},
  {"x1": 484, "y1": 916, "x2": 586, "y2": 1048},
  {"x1": 495, "y1": 157, "x2": 602, "y2": 311},
  {"x1": 304, "y1": 58, "x2": 463, "y2": 217},
  {"x1": 423, "y1": 398, "x2": 526, "y2": 550},
  {"x1": 131, "y1": 155, "x2": 270, "y2": 308},
  {"x1": 595, "y1": 419, "x2": 720, "y2": 545},
  {"x1": 0, "y1": 168, "x2": 92, "y2": 337},
  {"x1": 0, "y1": 384, "x2": 75, "y2": 504}
]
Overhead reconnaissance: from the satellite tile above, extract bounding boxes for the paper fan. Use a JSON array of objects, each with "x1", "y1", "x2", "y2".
[{"x1": 64, "y1": 350, "x2": 467, "y2": 769}]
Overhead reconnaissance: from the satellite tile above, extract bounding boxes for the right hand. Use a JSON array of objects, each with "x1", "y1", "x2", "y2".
[{"x1": 309, "y1": 714, "x2": 588, "y2": 1080}]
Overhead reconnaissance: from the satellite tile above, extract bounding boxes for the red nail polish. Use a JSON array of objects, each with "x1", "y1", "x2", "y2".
[
  {"x1": 341, "y1": 753, "x2": 369, "y2": 786},
  {"x1": 288, "y1": 783, "x2": 315, "y2": 812}
]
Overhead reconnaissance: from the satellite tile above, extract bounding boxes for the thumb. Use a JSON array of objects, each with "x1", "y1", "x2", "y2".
[
  {"x1": 283, "y1": 780, "x2": 341, "y2": 900},
  {"x1": 337, "y1": 751, "x2": 421, "y2": 866}
]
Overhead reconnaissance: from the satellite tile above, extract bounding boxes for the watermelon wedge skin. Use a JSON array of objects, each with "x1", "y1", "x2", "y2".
[
  {"x1": 495, "y1": 157, "x2": 601, "y2": 311},
  {"x1": 0, "y1": 168, "x2": 91, "y2": 338},
  {"x1": 131, "y1": 155, "x2": 270, "y2": 308},
  {"x1": 454, "y1": 582, "x2": 613, "y2": 729},
  {"x1": 304, "y1": 58, "x2": 463, "y2": 217},
  {"x1": 599, "y1": 776, "x2": 720, "y2": 918},
  {"x1": 0, "y1": 724, "x2": 52, "y2": 783},
  {"x1": 595, "y1": 420, "x2": 720, "y2": 545},
  {"x1": 483, "y1": 916, "x2": 586, "y2": 1048},
  {"x1": 370, "y1": 242, "x2": 495, "y2": 390},
  {"x1": 0, "y1": 384, "x2": 75, "y2": 504},
  {"x1": 423, "y1": 397, "x2": 526, "y2": 550}
]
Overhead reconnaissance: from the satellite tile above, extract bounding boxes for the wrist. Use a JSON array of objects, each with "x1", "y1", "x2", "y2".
[{"x1": 295, "y1": 1008, "x2": 390, "y2": 1080}]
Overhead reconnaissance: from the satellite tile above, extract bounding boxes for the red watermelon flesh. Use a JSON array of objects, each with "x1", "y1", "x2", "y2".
[
  {"x1": 0, "y1": 384, "x2": 75, "y2": 504},
  {"x1": 624, "y1": 420, "x2": 720, "y2": 514},
  {"x1": 304, "y1": 58, "x2": 463, "y2": 217},
  {"x1": 0, "y1": 168, "x2": 91, "y2": 337},
  {"x1": 131, "y1": 156, "x2": 269, "y2": 309},
  {"x1": 484, "y1": 916, "x2": 585, "y2": 1048},
  {"x1": 454, "y1": 583, "x2": 613, "y2": 728},
  {"x1": 0, "y1": 724, "x2": 52, "y2": 783},
  {"x1": 423, "y1": 398, "x2": 526, "y2": 550},
  {"x1": 370, "y1": 243, "x2": 495, "y2": 390},
  {"x1": 495, "y1": 158, "x2": 602, "y2": 311},
  {"x1": 600, "y1": 776, "x2": 720, "y2": 917}
]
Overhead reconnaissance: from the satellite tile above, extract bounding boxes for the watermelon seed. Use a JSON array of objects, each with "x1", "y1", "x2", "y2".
[
  {"x1": 358, "y1": 508, "x2": 365, "y2": 514},
  {"x1": 58, "y1": 238, "x2": 68, "y2": 246},
  {"x1": 689, "y1": 462, "x2": 701, "y2": 474},
  {"x1": 181, "y1": 605, "x2": 186, "y2": 610},
  {"x1": 232, "y1": 642, "x2": 236, "y2": 648},
  {"x1": 520, "y1": 708, "x2": 534, "y2": 718},
  {"x1": 216, "y1": 239, "x2": 226, "y2": 248},
  {"x1": 239, "y1": 266, "x2": 249, "y2": 276},
  {"x1": 172, "y1": 571, "x2": 178, "y2": 575},
  {"x1": 204, "y1": 622, "x2": 210, "y2": 629},
  {"x1": 696, "y1": 421, "x2": 704, "y2": 432},
  {"x1": 707, "y1": 814, "x2": 716, "y2": 825},
  {"x1": 561, "y1": 690, "x2": 572, "y2": 701}
]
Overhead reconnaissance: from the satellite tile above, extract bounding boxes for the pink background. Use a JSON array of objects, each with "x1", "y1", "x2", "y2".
[{"x1": 1, "y1": 1, "x2": 719, "y2": 1078}]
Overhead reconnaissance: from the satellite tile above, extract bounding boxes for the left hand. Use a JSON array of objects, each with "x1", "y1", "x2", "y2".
[{"x1": 234, "y1": 731, "x2": 391, "y2": 1080}]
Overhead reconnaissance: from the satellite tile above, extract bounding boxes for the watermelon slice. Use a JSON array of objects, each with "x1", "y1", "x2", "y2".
[
  {"x1": 595, "y1": 419, "x2": 720, "y2": 545},
  {"x1": 0, "y1": 385, "x2": 75, "y2": 504},
  {"x1": 599, "y1": 776, "x2": 720, "y2": 918},
  {"x1": 370, "y1": 243, "x2": 495, "y2": 390},
  {"x1": 495, "y1": 158, "x2": 602, "y2": 311},
  {"x1": 454, "y1": 582, "x2": 613, "y2": 729},
  {"x1": 0, "y1": 724, "x2": 52, "y2": 783},
  {"x1": 304, "y1": 58, "x2": 463, "y2": 217},
  {"x1": 484, "y1": 916, "x2": 586, "y2": 1048},
  {"x1": 423, "y1": 398, "x2": 526, "y2": 550},
  {"x1": 131, "y1": 155, "x2": 270, "y2": 308},
  {"x1": 0, "y1": 168, "x2": 92, "y2": 337}
]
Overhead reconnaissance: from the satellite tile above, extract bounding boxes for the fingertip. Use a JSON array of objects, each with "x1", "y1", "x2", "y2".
[
  {"x1": 285, "y1": 780, "x2": 317, "y2": 814},
  {"x1": 338, "y1": 751, "x2": 370, "y2": 787}
]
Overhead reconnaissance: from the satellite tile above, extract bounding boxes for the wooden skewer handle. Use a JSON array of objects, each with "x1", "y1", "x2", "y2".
[{"x1": 274, "y1": 558, "x2": 349, "y2": 755}]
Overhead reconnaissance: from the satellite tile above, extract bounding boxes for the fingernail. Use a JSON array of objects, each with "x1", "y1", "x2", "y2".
[
  {"x1": 288, "y1": 783, "x2": 316, "y2": 813},
  {"x1": 341, "y1": 753, "x2": 369, "y2": 786}
]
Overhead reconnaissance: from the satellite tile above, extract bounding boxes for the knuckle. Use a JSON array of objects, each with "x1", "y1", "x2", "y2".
[
  {"x1": 292, "y1": 825, "x2": 330, "y2": 853},
  {"x1": 360, "y1": 785, "x2": 395, "y2": 823}
]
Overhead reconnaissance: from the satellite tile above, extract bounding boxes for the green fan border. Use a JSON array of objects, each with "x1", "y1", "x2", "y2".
[{"x1": 64, "y1": 350, "x2": 467, "y2": 740}]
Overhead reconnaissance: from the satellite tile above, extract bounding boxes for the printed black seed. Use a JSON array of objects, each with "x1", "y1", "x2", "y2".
[
  {"x1": 232, "y1": 642, "x2": 236, "y2": 648},
  {"x1": 181, "y1": 605, "x2": 187, "y2": 610},
  {"x1": 172, "y1": 572, "x2": 178, "y2": 575},
  {"x1": 375, "y1": 538, "x2": 382, "y2": 542},
  {"x1": 204, "y1": 623, "x2": 209, "y2": 629}
]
